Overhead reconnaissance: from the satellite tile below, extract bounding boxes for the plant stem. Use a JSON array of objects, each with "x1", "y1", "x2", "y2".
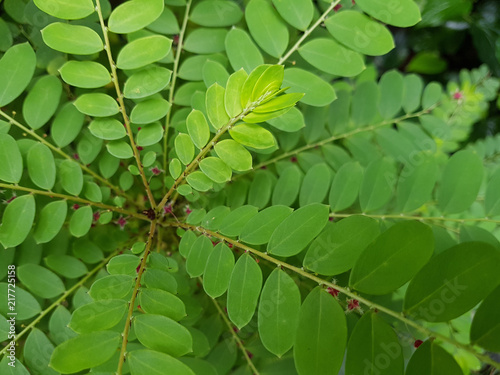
[
  {"x1": 95, "y1": 0, "x2": 157, "y2": 210},
  {"x1": 167, "y1": 222, "x2": 500, "y2": 371},
  {"x1": 0, "y1": 250, "x2": 119, "y2": 357},
  {"x1": 116, "y1": 220, "x2": 157, "y2": 375},
  {"x1": 162, "y1": 0, "x2": 193, "y2": 180},
  {"x1": 278, "y1": 0, "x2": 341, "y2": 65},
  {"x1": 0, "y1": 183, "x2": 149, "y2": 221},
  {"x1": 0, "y1": 109, "x2": 133, "y2": 204},
  {"x1": 209, "y1": 290, "x2": 261, "y2": 375}
]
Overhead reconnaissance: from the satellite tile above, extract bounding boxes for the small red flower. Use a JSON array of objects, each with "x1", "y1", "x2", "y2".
[
  {"x1": 4, "y1": 195, "x2": 16, "y2": 204},
  {"x1": 93, "y1": 211, "x2": 101, "y2": 222},
  {"x1": 185, "y1": 206, "x2": 192, "y2": 215},
  {"x1": 135, "y1": 264, "x2": 141, "y2": 273},
  {"x1": 72, "y1": 203, "x2": 80, "y2": 210},
  {"x1": 150, "y1": 167, "x2": 162, "y2": 176},
  {"x1": 116, "y1": 216, "x2": 127, "y2": 229},
  {"x1": 73, "y1": 153, "x2": 79, "y2": 160},
  {"x1": 137, "y1": 146, "x2": 144, "y2": 151},
  {"x1": 334, "y1": 3, "x2": 342, "y2": 11},
  {"x1": 247, "y1": 350, "x2": 253, "y2": 359},
  {"x1": 347, "y1": 298, "x2": 360, "y2": 311},
  {"x1": 290, "y1": 156, "x2": 298, "y2": 163},
  {"x1": 453, "y1": 91, "x2": 464, "y2": 100},
  {"x1": 326, "y1": 287, "x2": 339, "y2": 298},
  {"x1": 414, "y1": 339, "x2": 424, "y2": 348}
]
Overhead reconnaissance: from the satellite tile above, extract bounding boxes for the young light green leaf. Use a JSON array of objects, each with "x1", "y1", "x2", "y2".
[
  {"x1": 41, "y1": 23, "x2": 103, "y2": 54},
  {"x1": 325, "y1": 11, "x2": 395, "y2": 56},
  {"x1": 27, "y1": 143, "x2": 55, "y2": 189},
  {"x1": 59, "y1": 61, "x2": 111, "y2": 88},
  {"x1": 294, "y1": 287, "x2": 347, "y2": 375},
  {"x1": 186, "y1": 235, "x2": 213, "y2": 277},
  {"x1": 240, "y1": 205, "x2": 293, "y2": 245},
  {"x1": 0, "y1": 43, "x2": 36, "y2": 107},
  {"x1": 200, "y1": 157, "x2": 232, "y2": 183},
  {"x1": 227, "y1": 253, "x2": 263, "y2": 329},
  {"x1": 350, "y1": 221, "x2": 434, "y2": 295},
  {"x1": 437, "y1": 149, "x2": 483, "y2": 214},
  {"x1": 258, "y1": 268, "x2": 301, "y2": 357},
  {"x1": 0, "y1": 133, "x2": 23, "y2": 183},
  {"x1": 245, "y1": 0, "x2": 289, "y2": 58},
  {"x1": 69, "y1": 206, "x2": 93, "y2": 238},
  {"x1": 345, "y1": 311, "x2": 404, "y2": 375},
  {"x1": 405, "y1": 340, "x2": 462, "y2": 375},
  {"x1": 283, "y1": 68, "x2": 336, "y2": 107},
  {"x1": 128, "y1": 350, "x2": 196, "y2": 375},
  {"x1": 175, "y1": 133, "x2": 195, "y2": 165},
  {"x1": 267, "y1": 203, "x2": 329, "y2": 257},
  {"x1": 187, "y1": 110, "x2": 210, "y2": 149},
  {"x1": 206, "y1": 83, "x2": 230, "y2": 129},
  {"x1": 33, "y1": 0, "x2": 94, "y2": 20},
  {"x1": 404, "y1": 242, "x2": 500, "y2": 322},
  {"x1": 0, "y1": 195, "x2": 35, "y2": 249},
  {"x1": 203, "y1": 243, "x2": 235, "y2": 298},
  {"x1": 108, "y1": 0, "x2": 164, "y2": 34},
  {"x1": 134, "y1": 314, "x2": 193, "y2": 356},
  {"x1": 203, "y1": 60, "x2": 229, "y2": 88},
  {"x1": 224, "y1": 69, "x2": 248, "y2": 118},
  {"x1": 304, "y1": 215, "x2": 380, "y2": 276},
  {"x1": 18, "y1": 264, "x2": 65, "y2": 299},
  {"x1": 74, "y1": 93, "x2": 119, "y2": 117},
  {"x1": 116, "y1": 35, "x2": 172, "y2": 70},
  {"x1": 214, "y1": 139, "x2": 252, "y2": 171},
  {"x1": 34, "y1": 200, "x2": 67, "y2": 244},
  {"x1": 50, "y1": 331, "x2": 121, "y2": 373},
  {"x1": 229, "y1": 123, "x2": 276, "y2": 149},
  {"x1": 225, "y1": 29, "x2": 263, "y2": 74},
  {"x1": 69, "y1": 299, "x2": 127, "y2": 333},
  {"x1": 356, "y1": 0, "x2": 421, "y2": 27},
  {"x1": 22, "y1": 75, "x2": 62, "y2": 129},
  {"x1": 186, "y1": 171, "x2": 213, "y2": 192}
]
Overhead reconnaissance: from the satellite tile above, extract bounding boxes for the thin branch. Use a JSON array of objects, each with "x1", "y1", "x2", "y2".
[
  {"x1": 95, "y1": 0, "x2": 157, "y2": 209},
  {"x1": 208, "y1": 290, "x2": 261, "y2": 375},
  {"x1": 278, "y1": 0, "x2": 341, "y2": 65},
  {"x1": 0, "y1": 183, "x2": 150, "y2": 221},
  {"x1": 166, "y1": 222, "x2": 500, "y2": 371},
  {"x1": 116, "y1": 220, "x2": 157, "y2": 375},
  {"x1": 163, "y1": 0, "x2": 193, "y2": 179},
  {"x1": 0, "y1": 109, "x2": 134, "y2": 203},
  {"x1": 0, "y1": 250, "x2": 119, "y2": 357}
]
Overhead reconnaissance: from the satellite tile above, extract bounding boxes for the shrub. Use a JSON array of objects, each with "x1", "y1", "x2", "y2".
[{"x1": 0, "y1": 0, "x2": 500, "y2": 374}]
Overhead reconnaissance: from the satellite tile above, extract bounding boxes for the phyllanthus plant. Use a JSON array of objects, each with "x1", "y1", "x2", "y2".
[{"x1": 0, "y1": 0, "x2": 500, "y2": 374}]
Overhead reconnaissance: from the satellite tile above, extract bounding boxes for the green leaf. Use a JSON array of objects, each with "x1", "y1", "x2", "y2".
[
  {"x1": 272, "y1": 0, "x2": 313, "y2": 31},
  {"x1": 267, "y1": 204, "x2": 329, "y2": 257},
  {"x1": 350, "y1": 221, "x2": 434, "y2": 295},
  {"x1": 294, "y1": 287, "x2": 347, "y2": 375},
  {"x1": 45, "y1": 254, "x2": 88, "y2": 279},
  {"x1": 134, "y1": 314, "x2": 193, "y2": 356},
  {"x1": 107, "y1": 140, "x2": 134, "y2": 159},
  {"x1": 59, "y1": 61, "x2": 111, "y2": 88},
  {"x1": 107, "y1": 254, "x2": 140, "y2": 276},
  {"x1": 345, "y1": 311, "x2": 404, "y2": 375},
  {"x1": 18, "y1": 263, "x2": 65, "y2": 299},
  {"x1": 27, "y1": 143, "x2": 56, "y2": 189},
  {"x1": 128, "y1": 350, "x2": 196, "y2": 375},
  {"x1": 404, "y1": 242, "x2": 500, "y2": 322},
  {"x1": 329, "y1": 161, "x2": 363, "y2": 212},
  {"x1": 51, "y1": 102, "x2": 85, "y2": 148},
  {"x1": 117, "y1": 35, "x2": 172, "y2": 70},
  {"x1": 0, "y1": 19, "x2": 12, "y2": 52},
  {"x1": 219, "y1": 205, "x2": 258, "y2": 237},
  {"x1": 187, "y1": 110, "x2": 210, "y2": 149},
  {"x1": 0, "y1": 283, "x2": 41, "y2": 320},
  {"x1": 50, "y1": 331, "x2": 121, "y2": 373},
  {"x1": 108, "y1": 0, "x2": 163, "y2": 34},
  {"x1": 304, "y1": 215, "x2": 380, "y2": 276},
  {"x1": 0, "y1": 357, "x2": 30, "y2": 374},
  {"x1": 325, "y1": 10, "x2": 395, "y2": 56},
  {"x1": 89, "y1": 118, "x2": 126, "y2": 140},
  {"x1": 33, "y1": 200, "x2": 67, "y2": 244},
  {"x1": 131, "y1": 98, "x2": 171, "y2": 124},
  {"x1": 272, "y1": 165, "x2": 302, "y2": 206},
  {"x1": 470, "y1": 284, "x2": 500, "y2": 351},
  {"x1": 33, "y1": 0, "x2": 94, "y2": 19},
  {"x1": 405, "y1": 340, "x2": 462, "y2": 375},
  {"x1": 254, "y1": 93, "x2": 304, "y2": 114},
  {"x1": 240, "y1": 205, "x2": 293, "y2": 245},
  {"x1": 258, "y1": 268, "x2": 301, "y2": 357},
  {"x1": 0, "y1": 133, "x2": 23, "y2": 183},
  {"x1": 299, "y1": 38, "x2": 365, "y2": 77},
  {"x1": 203, "y1": 243, "x2": 235, "y2": 298},
  {"x1": 378, "y1": 70, "x2": 404, "y2": 119},
  {"x1": 356, "y1": 0, "x2": 421, "y2": 27},
  {"x1": 186, "y1": 235, "x2": 213, "y2": 277},
  {"x1": 139, "y1": 288, "x2": 186, "y2": 320},
  {"x1": 214, "y1": 139, "x2": 252, "y2": 172},
  {"x1": 41, "y1": 23, "x2": 103, "y2": 54},
  {"x1": 124, "y1": 65, "x2": 172, "y2": 99},
  {"x1": 229, "y1": 123, "x2": 276, "y2": 149},
  {"x1": 0, "y1": 43, "x2": 36, "y2": 107},
  {"x1": 89, "y1": 274, "x2": 135, "y2": 300},
  {"x1": 283, "y1": 68, "x2": 336, "y2": 107},
  {"x1": 24, "y1": 328, "x2": 57, "y2": 375},
  {"x1": 224, "y1": 69, "x2": 248, "y2": 118},
  {"x1": 200, "y1": 157, "x2": 232, "y2": 183},
  {"x1": 0, "y1": 195, "x2": 35, "y2": 249},
  {"x1": 421, "y1": 81, "x2": 442, "y2": 109},
  {"x1": 169, "y1": 158, "x2": 182, "y2": 179},
  {"x1": 175, "y1": 133, "x2": 195, "y2": 165},
  {"x1": 59, "y1": 159, "x2": 83, "y2": 195},
  {"x1": 225, "y1": 29, "x2": 263, "y2": 74},
  {"x1": 190, "y1": 0, "x2": 243, "y2": 27},
  {"x1": 184, "y1": 28, "x2": 228, "y2": 54},
  {"x1": 227, "y1": 253, "x2": 263, "y2": 329},
  {"x1": 359, "y1": 158, "x2": 396, "y2": 212},
  {"x1": 186, "y1": 171, "x2": 213, "y2": 192},
  {"x1": 245, "y1": 0, "x2": 288, "y2": 58},
  {"x1": 299, "y1": 163, "x2": 331, "y2": 206},
  {"x1": 206, "y1": 83, "x2": 230, "y2": 129},
  {"x1": 485, "y1": 167, "x2": 500, "y2": 216},
  {"x1": 203, "y1": 60, "x2": 229, "y2": 88},
  {"x1": 69, "y1": 205, "x2": 93, "y2": 238},
  {"x1": 251, "y1": 65, "x2": 284, "y2": 103},
  {"x1": 148, "y1": 6, "x2": 180, "y2": 34},
  {"x1": 437, "y1": 149, "x2": 483, "y2": 214},
  {"x1": 74, "y1": 93, "x2": 119, "y2": 117},
  {"x1": 137, "y1": 122, "x2": 164, "y2": 147},
  {"x1": 22, "y1": 75, "x2": 62, "y2": 129},
  {"x1": 69, "y1": 299, "x2": 127, "y2": 333}
]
